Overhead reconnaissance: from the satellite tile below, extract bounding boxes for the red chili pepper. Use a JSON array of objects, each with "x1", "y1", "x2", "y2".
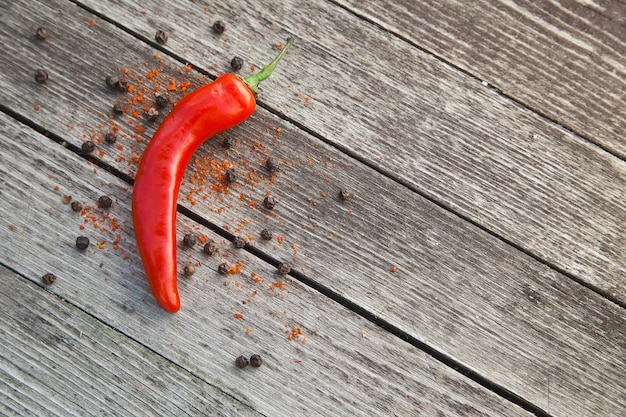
[{"x1": 133, "y1": 38, "x2": 293, "y2": 312}]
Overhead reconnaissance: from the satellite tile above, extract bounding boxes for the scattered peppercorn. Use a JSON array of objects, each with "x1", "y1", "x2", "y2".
[
  {"x1": 71, "y1": 201, "x2": 83, "y2": 212},
  {"x1": 117, "y1": 78, "x2": 129, "y2": 92},
  {"x1": 235, "y1": 355, "x2": 249, "y2": 369},
  {"x1": 212, "y1": 20, "x2": 225, "y2": 34},
  {"x1": 263, "y1": 196, "x2": 276, "y2": 210},
  {"x1": 222, "y1": 136, "x2": 235, "y2": 149},
  {"x1": 112, "y1": 103, "x2": 124, "y2": 115},
  {"x1": 146, "y1": 107, "x2": 159, "y2": 121},
  {"x1": 203, "y1": 242, "x2": 219, "y2": 256},
  {"x1": 232, "y1": 236, "x2": 246, "y2": 249},
  {"x1": 265, "y1": 157, "x2": 279, "y2": 173},
  {"x1": 260, "y1": 228, "x2": 273, "y2": 241},
  {"x1": 105, "y1": 75, "x2": 120, "y2": 91},
  {"x1": 34, "y1": 69, "x2": 48, "y2": 83},
  {"x1": 104, "y1": 131, "x2": 117, "y2": 144},
  {"x1": 98, "y1": 195, "x2": 112, "y2": 209},
  {"x1": 155, "y1": 29, "x2": 168, "y2": 44},
  {"x1": 218, "y1": 262, "x2": 229, "y2": 275},
  {"x1": 81, "y1": 140, "x2": 96, "y2": 154},
  {"x1": 182, "y1": 233, "x2": 197, "y2": 247},
  {"x1": 225, "y1": 169, "x2": 237, "y2": 184},
  {"x1": 35, "y1": 27, "x2": 49, "y2": 40},
  {"x1": 154, "y1": 92, "x2": 169, "y2": 108},
  {"x1": 277, "y1": 261, "x2": 291, "y2": 276},
  {"x1": 76, "y1": 236, "x2": 90, "y2": 250},
  {"x1": 339, "y1": 189, "x2": 350, "y2": 201},
  {"x1": 183, "y1": 263, "x2": 195, "y2": 276},
  {"x1": 230, "y1": 56, "x2": 243, "y2": 71},
  {"x1": 41, "y1": 273, "x2": 56, "y2": 285},
  {"x1": 249, "y1": 354, "x2": 263, "y2": 368}
]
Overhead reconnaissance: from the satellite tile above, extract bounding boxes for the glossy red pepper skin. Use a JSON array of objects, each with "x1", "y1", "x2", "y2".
[
  {"x1": 132, "y1": 74, "x2": 256, "y2": 312},
  {"x1": 133, "y1": 38, "x2": 292, "y2": 312}
]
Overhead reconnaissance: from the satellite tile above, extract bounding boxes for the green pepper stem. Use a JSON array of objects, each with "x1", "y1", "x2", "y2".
[{"x1": 244, "y1": 37, "x2": 293, "y2": 93}]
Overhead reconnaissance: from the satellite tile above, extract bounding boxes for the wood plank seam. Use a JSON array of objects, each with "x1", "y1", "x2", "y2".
[
  {"x1": 62, "y1": 0, "x2": 625, "y2": 309},
  {"x1": 0, "y1": 259, "x2": 260, "y2": 414},
  {"x1": 324, "y1": 0, "x2": 624, "y2": 160},
  {"x1": 0, "y1": 105, "x2": 553, "y2": 417}
]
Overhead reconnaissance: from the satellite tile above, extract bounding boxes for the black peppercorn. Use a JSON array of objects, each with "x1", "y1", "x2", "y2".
[
  {"x1": 146, "y1": 107, "x2": 159, "y2": 121},
  {"x1": 117, "y1": 78, "x2": 129, "y2": 92},
  {"x1": 155, "y1": 92, "x2": 169, "y2": 108},
  {"x1": 183, "y1": 233, "x2": 197, "y2": 247},
  {"x1": 112, "y1": 103, "x2": 124, "y2": 115},
  {"x1": 203, "y1": 242, "x2": 219, "y2": 256},
  {"x1": 183, "y1": 263, "x2": 195, "y2": 276},
  {"x1": 155, "y1": 29, "x2": 168, "y2": 44},
  {"x1": 225, "y1": 169, "x2": 237, "y2": 184},
  {"x1": 249, "y1": 354, "x2": 263, "y2": 368},
  {"x1": 105, "y1": 75, "x2": 120, "y2": 91},
  {"x1": 34, "y1": 69, "x2": 48, "y2": 83},
  {"x1": 218, "y1": 262, "x2": 229, "y2": 275},
  {"x1": 71, "y1": 201, "x2": 83, "y2": 212},
  {"x1": 41, "y1": 273, "x2": 56, "y2": 285},
  {"x1": 235, "y1": 355, "x2": 249, "y2": 368},
  {"x1": 263, "y1": 196, "x2": 276, "y2": 210},
  {"x1": 232, "y1": 236, "x2": 246, "y2": 249},
  {"x1": 277, "y1": 261, "x2": 291, "y2": 276},
  {"x1": 265, "y1": 157, "x2": 278, "y2": 173},
  {"x1": 98, "y1": 195, "x2": 112, "y2": 209},
  {"x1": 339, "y1": 189, "x2": 350, "y2": 201},
  {"x1": 230, "y1": 56, "x2": 243, "y2": 71},
  {"x1": 35, "y1": 27, "x2": 49, "y2": 40},
  {"x1": 212, "y1": 20, "x2": 225, "y2": 34},
  {"x1": 104, "y1": 131, "x2": 117, "y2": 144},
  {"x1": 260, "y1": 228, "x2": 273, "y2": 241},
  {"x1": 76, "y1": 236, "x2": 90, "y2": 250},
  {"x1": 81, "y1": 140, "x2": 96, "y2": 154},
  {"x1": 222, "y1": 136, "x2": 235, "y2": 149}
]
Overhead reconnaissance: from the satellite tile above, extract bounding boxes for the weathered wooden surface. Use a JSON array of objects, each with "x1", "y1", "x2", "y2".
[
  {"x1": 0, "y1": 114, "x2": 532, "y2": 416},
  {"x1": 0, "y1": 265, "x2": 262, "y2": 417},
  {"x1": 335, "y1": 0, "x2": 626, "y2": 158},
  {"x1": 5, "y1": 0, "x2": 625, "y2": 305},
  {"x1": 0, "y1": 0, "x2": 625, "y2": 416}
]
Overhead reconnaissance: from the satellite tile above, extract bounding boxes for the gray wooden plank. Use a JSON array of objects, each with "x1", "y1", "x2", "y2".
[
  {"x1": 0, "y1": 265, "x2": 262, "y2": 417},
  {"x1": 2, "y1": 0, "x2": 624, "y2": 306},
  {"x1": 334, "y1": 0, "x2": 626, "y2": 158},
  {"x1": 0, "y1": 114, "x2": 531, "y2": 416},
  {"x1": 0, "y1": 0, "x2": 625, "y2": 415}
]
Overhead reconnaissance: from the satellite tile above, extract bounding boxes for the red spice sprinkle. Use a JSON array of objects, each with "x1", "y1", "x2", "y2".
[
  {"x1": 234, "y1": 312, "x2": 243, "y2": 319},
  {"x1": 89, "y1": 18, "x2": 96, "y2": 27},
  {"x1": 276, "y1": 235, "x2": 285, "y2": 244},
  {"x1": 390, "y1": 265, "x2": 398, "y2": 273}
]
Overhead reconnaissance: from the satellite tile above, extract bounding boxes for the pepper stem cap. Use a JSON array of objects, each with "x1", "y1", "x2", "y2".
[{"x1": 244, "y1": 37, "x2": 293, "y2": 93}]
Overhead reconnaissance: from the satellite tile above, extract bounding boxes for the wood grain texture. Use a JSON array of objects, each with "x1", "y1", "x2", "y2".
[
  {"x1": 0, "y1": 114, "x2": 531, "y2": 416},
  {"x1": 0, "y1": 266, "x2": 262, "y2": 417},
  {"x1": 4, "y1": 0, "x2": 624, "y2": 305},
  {"x1": 0, "y1": 0, "x2": 625, "y2": 415},
  {"x1": 334, "y1": 0, "x2": 626, "y2": 158}
]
